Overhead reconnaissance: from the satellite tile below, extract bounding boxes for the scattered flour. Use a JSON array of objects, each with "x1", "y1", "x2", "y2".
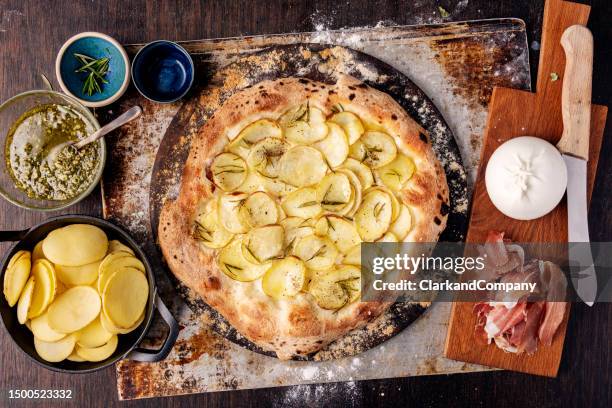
[{"x1": 273, "y1": 381, "x2": 362, "y2": 408}]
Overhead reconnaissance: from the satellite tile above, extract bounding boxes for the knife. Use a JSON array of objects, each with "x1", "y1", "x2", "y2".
[{"x1": 557, "y1": 25, "x2": 597, "y2": 306}]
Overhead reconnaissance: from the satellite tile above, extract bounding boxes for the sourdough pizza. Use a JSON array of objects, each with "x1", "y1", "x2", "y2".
[{"x1": 159, "y1": 74, "x2": 449, "y2": 359}]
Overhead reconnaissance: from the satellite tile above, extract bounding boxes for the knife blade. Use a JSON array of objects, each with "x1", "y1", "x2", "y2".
[
  {"x1": 564, "y1": 155, "x2": 597, "y2": 305},
  {"x1": 557, "y1": 25, "x2": 596, "y2": 305}
]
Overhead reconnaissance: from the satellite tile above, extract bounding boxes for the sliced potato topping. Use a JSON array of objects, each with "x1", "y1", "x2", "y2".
[
  {"x1": 367, "y1": 185, "x2": 400, "y2": 222},
  {"x1": 316, "y1": 173, "x2": 352, "y2": 213},
  {"x1": 343, "y1": 245, "x2": 361, "y2": 266},
  {"x1": 293, "y1": 235, "x2": 339, "y2": 271},
  {"x1": 246, "y1": 137, "x2": 289, "y2": 178},
  {"x1": 376, "y1": 153, "x2": 415, "y2": 191},
  {"x1": 219, "y1": 193, "x2": 250, "y2": 234},
  {"x1": 315, "y1": 216, "x2": 362, "y2": 253},
  {"x1": 193, "y1": 103, "x2": 423, "y2": 309},
  {"x1": 243, "y1": 225, "x2": 284, "y2": 263},
  {"x1": 218, "y1": 238, "x2": 271, "y2": 282},
  {"x1": 349, "y1": 131, "x2": 397, "y2": 168},
  {"x1": 239, "y1": 191, "x2": 279, "y2": 228},
  {"x1": 389, "y1": 204, "x2": 412, "y2": 241},
  {"x1": 229, "y1": 119, "x2": 282, "y2": 158},
  {"x1": 341, "y1": 158, "x2": 374, "y2": 190},
  {"x1": 335, "y1": 168, "x2": 362, "y2": 217},
  {"x1": 329, "y1": 111, "x2": 364, "y2": 144},
  {"x1": 279, "y1": 146, "x2": 328, "y2": 187},
  {"x1": 308, "y1": 265, "x2": 361, "y2": 309},
  {"x1": 211, "y1": 153, "x2": 248, "y2": 192},
  {"x1": 262, "y1": 257, "x2": 306, "y2": 300},
  {"x1": 193, "y1": 198, "x2": 234, "y2": 249},
  {"x1": 281, "y1": 187, "x2": 322, "y2": 219},
  {"x1": 280, "y1": 105, "x2": 329, "y2": 144},
  {"x1": 354, "y1": 190, "x2": 393, "y2": 241},
  {"x1": 314, "y1": 122, "x2": 349, "y2": 168},
  {"x1": 280, "y1": 217, "x2": 315, "y2": 254}
]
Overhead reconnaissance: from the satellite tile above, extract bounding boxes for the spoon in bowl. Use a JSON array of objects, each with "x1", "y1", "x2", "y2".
[{"x1": 44, "y1": 105, "x2": 142, "y2": 165}]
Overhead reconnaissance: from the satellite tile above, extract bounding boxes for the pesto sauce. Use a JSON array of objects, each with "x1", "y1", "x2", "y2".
[{"x1": 4, "y1": 104, "x2": 100, "y2": 201}]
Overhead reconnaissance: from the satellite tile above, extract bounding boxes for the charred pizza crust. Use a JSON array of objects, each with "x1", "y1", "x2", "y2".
[{"x1": 159, "y1": 75, "x2": 449, "y2": 359}]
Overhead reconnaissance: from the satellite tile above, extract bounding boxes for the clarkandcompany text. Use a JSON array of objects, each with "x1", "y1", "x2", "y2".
[{"x1": 371, "y1": 279, "x2": 538, "y2": 293}]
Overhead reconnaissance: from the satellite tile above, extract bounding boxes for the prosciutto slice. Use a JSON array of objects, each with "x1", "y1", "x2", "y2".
[{"x1": 473, "y1": 233, "x2": 568, "y2": 355}]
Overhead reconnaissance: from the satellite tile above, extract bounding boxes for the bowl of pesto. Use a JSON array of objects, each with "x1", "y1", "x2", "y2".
[{"x1": 0, "y1": 90, "x2": 105, "y2": 211}]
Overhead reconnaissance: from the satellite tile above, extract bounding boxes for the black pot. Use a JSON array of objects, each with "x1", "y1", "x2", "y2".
[{"x1": 0, "y1": 215, "x2": 179, "y2": 373}]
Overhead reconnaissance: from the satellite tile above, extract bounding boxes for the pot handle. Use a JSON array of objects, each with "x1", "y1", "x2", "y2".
[
  {"x1": 128, "y1": 294, "x2": 179, "y2": 363},
  {"x1": 0, "y1": 229, "x2": 29, "y2": 242}
]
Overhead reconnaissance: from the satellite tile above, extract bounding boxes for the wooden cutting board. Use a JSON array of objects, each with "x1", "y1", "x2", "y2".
[{"x1": 444, "y1": 0, "x2": 608, "y2": 377}]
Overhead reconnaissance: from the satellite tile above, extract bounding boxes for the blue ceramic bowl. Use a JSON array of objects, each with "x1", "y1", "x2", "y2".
[
  {"x1": 131, "y1": 40, "x2": 194, "y2": 103},
  {"x1": 55, "y1": 32, "x2": 130, "y2": 107}
]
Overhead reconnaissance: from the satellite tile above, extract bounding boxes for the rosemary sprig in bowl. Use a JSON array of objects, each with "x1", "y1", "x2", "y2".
[{"x1": 74, "y1": 53, "x2": 110, "y2": 96}]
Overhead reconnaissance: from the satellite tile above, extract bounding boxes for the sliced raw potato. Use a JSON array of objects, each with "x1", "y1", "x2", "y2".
[
  {"x1": 97, "y1": 252, "x2": 145, "y2": 293},
  {"x1": 218, "y1": 238, "x2": 271, "y2": 282},
  {"x1": 34, "y1": 334, "x2": 76, "y2": 363},
  {"x1": 280, "y1": 217, "x2": 315, "y2": 254},
  {"x1": 76, "y1": 334, "x2": 118, "y2": 362},
  {"x1": 228, "y1": 119, "x2": 282, "y2": 158},
  {"x1": 210, "y1": 152, "x2": 248, "y2": 192},
  {"x1": 293, "y1": 235, "x2": 339, "y2": 271},
  {"x1": 280, "y1": 105, "x2": 328, "y2": 144},
  {"x1": 42, "y1": 224, "x2": 108, "y2": 266},
  {"x1": 389, "y1": 205, "x2": 412, "y2": 240},
  {"x1": 281, "y1": 187, "x2": 322, "y2": 219},
  {"x1": 55, "y1": 261, "x2": 101, "y2": 286},
  {"x1": 239, "y1": 191, "x2": 279, "y2": 228},
  {"x1": 55, "y1": 281, "x2": 67, "y2": 296},
  {"x1": 354, "y1": 190, "x2": 393, "y2": 241},
  {"x1": 242, "y1": 225, "x2": 284, "y2": 263},
  {"x1": 247, "y1": 138, "x2": 288, "y2": 178},
  {"x1": 316, "y1": 172, "x2": 352, "y2": 213},
  {"x1": 77, "y1": 316, "x2": 113, "y2": 348},
  {"x1": 7, "y1": 249, "x2": 29, "y2": 270},
  {"x1": 308, "y1": 265, "x2": 361, "y2": 309},
  {"x1": 329, "y1": 111, "x2": 364, "y2": 144},
  {"x1": 376, "y1": 154, "x2": 416, "y2": 191},
  {"x1": 218, "y1": 193, "x2": 249, "y2": 233},
  {"x1": 67, "y1": 351, "x2": 85, "y2": 362},
  {"x1": 102, "y1": 269, "x2": 148, "y2": 329},
  {"x1": 31, "y1": 311, "x2": 66, "y2": 342},
  {"x1": 193, "y1": 198, "x2": 234, "y2": 249},
  {"x1": 314, "y1": 122, "x2": 349, "y2": 168},
  {"x1": 108, "y1": 240, "x2": 134, "y2": 255},
  {"x1": 349, "y1": 131, "x2": 397, "y2": 168},
  {"x1": 97, "y1": 252, "x2": 134, "y2": 293},
  {"x1": 262, "y1": 257, "x2": 306, "y2": 300},
  {"x1": 17, "y1": 276, "x2": 35, "y2": 324},
  {"x1": 28, "y1": 260, "x2": 55, "y2": 319},
  {"x1": 3, "y1": 251, "x2": 31, "y2": 307},
  {"x1": 48, "y1": 286, "x2": 101, "y2": 333},
  {"x1": 343, "y1": 245, "x2": 361, "y2": 266},
  {"x1": 32, "y1": 242, "x2": 46, "y2": 262},
  {"x1": 278, "y1": 146, "x2": 328, "y2": 187},
  {"x1": 335, "y1": 168, "x2": 363, "y2": 216},
  {"x1": 341, "y1": 158, "x2": 374, "y2": 190},
  {"x1": 100, "y1": 310, "x2": 144, "y2": 335},
  {"x1": 314, "y1": 216, "x2": 361, "y2": 253}
]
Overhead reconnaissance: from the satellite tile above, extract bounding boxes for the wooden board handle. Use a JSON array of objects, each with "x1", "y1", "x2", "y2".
[{"x1": 557, "y1": 25, "x2": 593, "y2": 159}]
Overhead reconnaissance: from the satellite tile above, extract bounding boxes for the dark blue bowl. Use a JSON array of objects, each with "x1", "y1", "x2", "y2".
[{"x1": 131, "y1": 41, "x2": 194, "y2": 103}]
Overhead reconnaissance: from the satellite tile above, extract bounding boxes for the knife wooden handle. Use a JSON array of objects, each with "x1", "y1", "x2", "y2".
[{"x1": 557, "y1": 25, "x2": 593, "y2": 160}]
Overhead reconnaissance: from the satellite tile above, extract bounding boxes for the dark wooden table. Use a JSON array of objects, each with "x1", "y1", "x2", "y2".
[{"x1": 0, "y1": 1, "x2": 610, "y2": 407}]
